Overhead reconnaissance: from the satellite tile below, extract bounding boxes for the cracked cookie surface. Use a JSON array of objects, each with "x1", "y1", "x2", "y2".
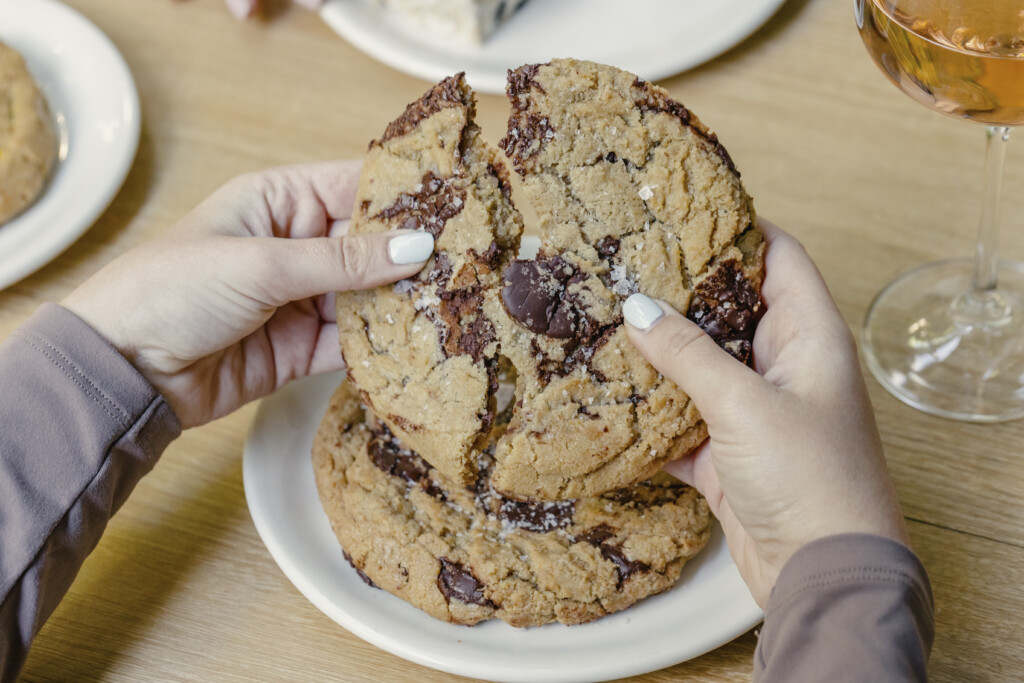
[
  {"x1": 338, "y1": 60, "x2": 764, "y2": 500},
  {"x1": 335, "y1": 73, "x2": 523, "y2": 486},
  {"x1": 312, "y1": 381, "x2": 712, "y2": 627}
]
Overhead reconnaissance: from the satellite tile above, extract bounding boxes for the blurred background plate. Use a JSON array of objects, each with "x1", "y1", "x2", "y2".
[
  {"x1": 0, "y1": 0, "x2": 139, "y2": 291},
  {"x1": 243, "y1": 366, "x2": 763, "y2": 683},
  {"x1": 320, "y1": 0, "x2": 787, "y2": 93}
]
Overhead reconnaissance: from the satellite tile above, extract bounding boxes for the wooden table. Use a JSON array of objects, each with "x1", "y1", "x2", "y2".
[{"x1": 4, "y1": 0, "x2": 1023, "y2": 680}]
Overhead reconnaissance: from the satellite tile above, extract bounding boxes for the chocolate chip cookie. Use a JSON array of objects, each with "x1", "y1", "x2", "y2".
[
  {"x1": 338, "y1": 60, "x2": 763, "y2": 500},
  {"x1": 0, "y1": 41, "x2": 57, "y2": 225},
  {"x1": 312, "y1": 381, "x2": 712, "y2": 627},
  {"x1": 335, "y1": 73, "x2": 524, "y2": 486}
]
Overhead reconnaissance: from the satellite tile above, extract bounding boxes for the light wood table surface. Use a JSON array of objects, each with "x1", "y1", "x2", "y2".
[{"x1": 4, "y1": 0, "x2": 1024, "y2": 681}]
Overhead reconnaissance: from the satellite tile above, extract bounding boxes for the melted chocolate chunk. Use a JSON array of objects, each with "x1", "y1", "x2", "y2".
[
  {"x1": 496, "y1": 498, "x2": 575, "y2": 533},
  {"x1": 601, "y1": 480, "x2": 687, "y2": 507},
  {"x1": 501, "y1": 257, "x2": 591, "y2": 338},
  {"x1": 596, "y1": 236, "x2": 620, "y2": 258},
  {"x1": 686, "y1": 259, "x2": 762, "y2": 364},
  {"x1": 437, "y1": 558, "x2": 495, "y2": 607},
  {"x1": 468, "y1": 241, "x2": 503, "y2": 270},
  {"x1": 375, "y1": 73, "x2": 472, "y2": 147},
  {"x1": 343, "y1": 550, "x2": 379, "y2": 589},
  {"x1": 632, "y1": 77, "x2": 738, "y2": 176},
  {"x1": 436, "y1": 286, "x2": 496, "y2": 362},
  {"x1": 374, "y1": 171, "x2": 466, "y2": 239},
  {"x1": 575, "y1": 524, "x2": 650, "y2": 587},
  {"x1": 368, "y1": 425, "x2": 445, "y2": 498}
]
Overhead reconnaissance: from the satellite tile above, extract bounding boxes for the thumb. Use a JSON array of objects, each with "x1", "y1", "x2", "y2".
[
  {"x1": 623, "y1": 293, "x2": 759, "y2": 418},
  {"x1": 240, "y1": 229, "x2": 434, "y2": 307}
]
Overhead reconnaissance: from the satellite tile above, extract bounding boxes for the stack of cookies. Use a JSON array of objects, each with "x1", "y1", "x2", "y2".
[{"x1": 313, "y1": 59, "x2": 764, "y2": 627}]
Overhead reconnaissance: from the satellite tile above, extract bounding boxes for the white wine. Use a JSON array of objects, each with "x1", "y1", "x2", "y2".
[{"x1": 857, "y1": 0, "x2": 1024, "y2": 125}]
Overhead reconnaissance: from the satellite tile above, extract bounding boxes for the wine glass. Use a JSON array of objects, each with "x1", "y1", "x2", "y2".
[{"x1": 855, "y1": 0, "x2": 1024, "y2": 422}]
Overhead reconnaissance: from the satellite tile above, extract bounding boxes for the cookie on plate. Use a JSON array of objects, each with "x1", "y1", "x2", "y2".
[
  {"x1": 0, "y1": 41, "x2": 57, "y2": 225},
  {"x1": 335, "y1": 73, "x2": 523, "y2": 486},
  {"x1": 312, "y1": 381, "x2": 712, "y2": 627}
]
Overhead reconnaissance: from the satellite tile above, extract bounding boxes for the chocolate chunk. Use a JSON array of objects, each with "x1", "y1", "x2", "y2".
[
  {"x1": 605, "y1": 151, "x2": 618, "y2": 163},
  {"x1": 343, "y1": 550, "x2": 379, "y2": 589},
  {"x1": 596, "y1": 236, "x2": 620, "y2": 258},
  {"x1": 501, "y1": 64, "x2": 554, "y2": 173},
  {"x1": 374, "y1": 171, "x2": 466, "y2": 239},
  {"x1": 575, "y1": 524, "x2": 615, "y2": 546},
  {"x1": 575, "y1": 524, "x2": 650, "y2": 586},
  {"x1": 501, "y1": 257, "x2": 589, "y2": 338},
  {"x1": 375, "y1": 73, "x2": 472, "y2": 147},
  {"x1": 496, "y1": 497, "x2": 575, "y2": 532},
  {"x1": 468, "y1": 241, "x2": 503, "y2": 270},
  {"x1": 632, "y1": 77, "x2": 738, "y2": 176},
  {"x1": 435, "y1": 286, "x2": 497, "y2": 362},
  {"x1": 368, "y1": 424, "x2": 445, "y2": 499},
  {"x1": 437, "y1": 558, "x2": 495, "y2": 607},
  {"x1": 506, "y1": 62, "x2": 545, "y2": 98},
  {"x1": 601, "y1": 479, "x2": 687, "y2": 507},
  {"x1": 686, "y1": 259, "x2": 762, "y2": 364}
]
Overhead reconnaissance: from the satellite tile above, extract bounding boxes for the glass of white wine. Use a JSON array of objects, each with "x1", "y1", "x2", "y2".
[{"x1": 855, "y1": 0, "x2": 1024, "y2": 422}]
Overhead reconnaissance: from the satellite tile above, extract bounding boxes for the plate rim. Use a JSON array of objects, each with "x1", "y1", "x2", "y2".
[
  {"x1": 0, "y1": 0, "x2": 141, "y2": 291},
  {"x1": 243, "y1": 371, "x2": 763, "y2": 683}
]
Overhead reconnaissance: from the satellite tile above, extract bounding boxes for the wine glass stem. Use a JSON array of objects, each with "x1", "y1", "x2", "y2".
[{"x1": 972, "y1": 126, "x2": 1011, "y2": 294}]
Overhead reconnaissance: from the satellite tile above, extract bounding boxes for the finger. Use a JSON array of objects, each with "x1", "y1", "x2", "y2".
[
  {"x1": 752, "y1": 218, "x2": 854, "y2": 372},
  {"x1": 624, "y1": 294, "x2": 759, "y2": 416},
  {"x1": 318, "y1": 292, "x2": 337, "y2": 322},
  {"x1": 205, "y1": 161, "x2": 364, "y2": 240},
  {"x1": 758, "y1": 217, "x2": 839, "y2": 317},
  {"x1": 662, "y1": 439, "x2": 710, "y2": 488},
  {"x1": 224, "y1": 0, "x2": 256, "y2": 19},
  {"x1": 328, "y1": 218, "x2": 352, "y2": 238},
  {"x1": 239, "y1": 229, "x2": 434, "y2": 307},
  {"x1": 308, "y1": 323, "x2": 345, "y2": 376}
]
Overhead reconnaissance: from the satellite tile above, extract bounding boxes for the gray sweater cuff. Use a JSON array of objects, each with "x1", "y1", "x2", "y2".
[{"x1": 754, "y1": 533, "x2": 934, "y2": 682}]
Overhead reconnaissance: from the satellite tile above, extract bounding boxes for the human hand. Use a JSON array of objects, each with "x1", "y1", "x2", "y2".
[
  {"x1": 221, "y1": 0, "x2": 324, "y2": 21},
  {"x1": 62, "y1": 161, "x2": 434, "y2": 429},
  {"x1": 623, "y1": 219, "x2": 909, "y2": 607}
]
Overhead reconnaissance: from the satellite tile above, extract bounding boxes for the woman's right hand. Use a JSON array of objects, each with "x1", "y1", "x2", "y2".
[{"x1": 623, "y1": 219, "x2": 909, "y2": 606}]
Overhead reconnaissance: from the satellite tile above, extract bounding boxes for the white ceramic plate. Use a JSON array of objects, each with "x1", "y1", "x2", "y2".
[
  {"x1": 0, "y1": 0, "x2": 140, "y2": 290},
  {"x1": 244, "y1": 369, "x2": 762, "y2": 683},
  {"x1": 320, "y1": 0, "x2": 787, "y2": 94}
]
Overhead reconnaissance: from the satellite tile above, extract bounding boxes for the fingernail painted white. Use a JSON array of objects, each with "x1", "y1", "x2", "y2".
[
  {"x1": 388, "y1": 232, "x2": 435, "y2": 265},
  {"x1": 623, "y1": 293, "x2": 664, "y2": 330}
]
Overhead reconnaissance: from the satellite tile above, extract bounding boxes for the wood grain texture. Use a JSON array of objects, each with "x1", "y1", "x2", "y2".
[{"x1": 4, "y1": 0, "x2": 1024, "y2": 680}]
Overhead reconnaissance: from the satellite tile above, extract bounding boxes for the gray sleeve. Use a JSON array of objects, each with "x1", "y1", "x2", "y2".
[
  {"x1": 754, "y1": 533, "x2": 934, "y2": 683},
  {"x1": 0, "y1": 304, "x2": 181, "y2": 681}
]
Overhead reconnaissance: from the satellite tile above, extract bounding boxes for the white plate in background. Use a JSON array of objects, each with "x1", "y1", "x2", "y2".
[
  {"x1": 320, "y1": 0, "x2": 787, "y2": 94},
  {"x1": 243, "y1": 369, "x2": 762, "y2": 683},
  {"x1": 0, "y1": 0, "x2": 139, "y2": 290}
]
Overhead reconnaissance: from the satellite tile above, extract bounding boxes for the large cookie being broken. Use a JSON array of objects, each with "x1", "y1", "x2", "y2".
[{"x1": 337, "y1": 60, "x2": 763, "y2": 500}]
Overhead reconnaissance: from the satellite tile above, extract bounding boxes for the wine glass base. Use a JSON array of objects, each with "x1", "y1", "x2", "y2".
[{"x1": 862, "y1": 258, "x2": 1024, "y2": 423}]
